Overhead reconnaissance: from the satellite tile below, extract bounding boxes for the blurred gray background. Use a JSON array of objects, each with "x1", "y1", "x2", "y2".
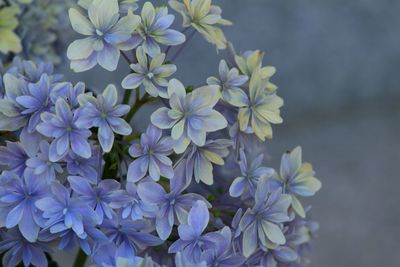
[{"x1": 62, "y1": 0, "x2": 400, "y2": 266}]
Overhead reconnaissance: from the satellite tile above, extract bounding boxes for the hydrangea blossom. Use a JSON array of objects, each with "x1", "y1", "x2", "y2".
[
  {"x1": 151, "y1": 79, "x2": 227, "y2": 153},
  {"x1": 229, "y1": 148, "x2": 274, "y2": 198},
  {"x1": 168, "y1": 200, "x2": 223, "y2": 263},
  {"x1": 184, "y1": 138, "x2": 231, "y2": 185},
  {"x1": 131, "y1": 2, "x2": 186, "y2": 56},
  {"x1": 207, "y1": 59, "x2": 248, "y2": 104},
  {"x1": 67, "y1": 0, "x2": 141, "y2": 71},
  {"x1": 121, "y1": 46, "x2": 177, "y2": 97},
  {"x1": 68, "y1": 176, "x2": 126, "y2": 224},
  {"x1": 0, "y1": 2, "x2": 321, "y2": 266},
  {"x1": 169, "y1": 0, "x2": 231, "y2": 49},
  {"x1": 37, "y1": 98, "x2": 92, "y2": 161},
  {"x1": 26, "y1": 141, "x2": 63, "y2": 182},
  {"x1": 239, "y1": 176, "x2": 291, "y2": 257},
  {"x1": 0, "y1": 171, "x2": 48, "y2": 242},
  {"x1": 270, "y1": 146, "x2": 321, "y2": 217},
  {"x1": 234, "y1": 69, "x2": 284, "y2": 141},
  {"x1": 77, "y1": 84, "x2": 132, "y2": 152},
  {"x1": 137, "y1": 166, "x2": 209, "y2": 240},
  {"x1": 35, "y1": 181, "x2": 99, "y2": 238},
  {"x1": 0, "y1": 229, "x2": 51, "y2": 267},
  {"x1": 127, "y1": 124, "x2": 174, "y2": 182}
]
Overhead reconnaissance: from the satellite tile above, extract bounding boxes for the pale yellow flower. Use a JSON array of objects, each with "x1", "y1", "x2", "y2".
[
  {"x1": 0, "y1": 7, "x2": 22, "y2": 54},
  {"x1": 235, "y1": 50, "x2": 278, "y2": 92},
  {"x1": 169, "y1": 0, "x2": 231, "y2": 49}
]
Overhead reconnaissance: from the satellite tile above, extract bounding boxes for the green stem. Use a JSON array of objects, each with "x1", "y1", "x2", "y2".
[
  {"x1": 122, "y1": 90, "x2": 132, "y2": 105},
  {"x1": 73, "y1": 249, "x2": 86, "y2": 267},
  {"x1": 125, "y1": 92, "x2": 153, "y2": 123}
]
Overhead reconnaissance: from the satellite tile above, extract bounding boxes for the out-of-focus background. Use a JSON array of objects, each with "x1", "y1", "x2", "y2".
[{"x1": 62, "y1": 1, "x2": 400, "y2": 266}]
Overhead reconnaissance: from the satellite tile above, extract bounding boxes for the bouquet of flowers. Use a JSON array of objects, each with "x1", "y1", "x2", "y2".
[{"x1": 0, "y1": 0, "x2": 322, "y2": 266}]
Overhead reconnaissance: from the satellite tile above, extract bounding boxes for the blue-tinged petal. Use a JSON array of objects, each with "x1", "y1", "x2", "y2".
[
  {"x1": 274, "y1": 246, "x2": 298, "y2": 262},
  {"x1": 242, "y1": 221, "x2": 257, "y2": 257},
  {"x1": 19, "y1": 206, "x2": 39, "y2": 242},
  {"x1": 102, "y1": 84, "x2": 118, "y2": 107},
  {"x1": 262, "y1": 220, "x2": 285, "y2": 245},
  {"x1": 121, "y1": 73, "x2": 144, "y2": 89},
  {"x1": 98, "y1": 122, "x2": 114, "y2": 152},
  {"x1": 177, "y1": 224, "x2": 196, "y2": 240},
  {"x1": 109, "y1": 117, "x2": 132, "y2": 135},
  {"x1": 70, "y1": 133, "x2": 91, "y2": 159},
  {"x1": 153, "y1": 29, "x2": 186, "y2": 46},
  {"x1": 70, "y1": 52, "x2": 98, "y2": 72},
  {"x1": 88, "y1": 0, "x2": 119, "y2": 30},
  {"x1": 67, "y1": 37, "x2": 96, "y2": 60},
  {"x1": 171, "y1": 119, "x2": 185, "y2": 140},
  {"x1": 127, "y1": 157, "x2": 149, "y2": 182},
  {"x1": 137, "y1": 181, "x2": 165, "y2": 204},
  {"x1": 68, "y1": 176, "x2": 94, "y2": 196},
  {"x1": 69, "y1": 8, "x2": 94, "y2": 35},
  {"x1": 56, "y1": 134, "x2": 69, "y2": 156},
  {"x1": 142, "y1": 38, "x2": 160, "y2": 57},
  {"x1": 156, "y1": 206, "x2": 173, "y2": 240},
  {"x1": 153, "y1": 14, "x2": 174, "y2": 31},
  {"x1": 167, "y1": 78, "x2": 186, "y2": 99},
  {"x1": 105, "y1": 10, "x2": 141, "y2": 44},
  {"x1": 97, "y1": 43, "x2": 120, "y2": 71},
  {"x1": 151, "y1": 107, "x2": 177, "y2": 129},
  {"x1": 141, "y1": 2, "x2": 155, "y2": 27},
  {"x1": 229, "y1": 176, "x2": 246, "y2": 197},
  {"x1": 188, "y1": 200, "x2": 209, "y2": 236},
  {"x1": 5, "y1": 202, "x2": 24, "y2": 228}
]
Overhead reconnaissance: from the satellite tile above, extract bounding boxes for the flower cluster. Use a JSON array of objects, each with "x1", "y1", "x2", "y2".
[
  {"x1": 0, "y1": 0, "x2": 72, "y2": 64},
  {"x1": 0, "y1": 1, "x2": 321, "y2": 267}
]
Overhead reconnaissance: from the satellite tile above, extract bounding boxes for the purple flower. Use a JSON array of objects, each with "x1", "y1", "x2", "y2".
[
  {"x1": 127, "y1": 124, "x2": 174, "y2": 182},
  {"x1": 185, "y1": 138, "x2": 231, "y2": 185},
  {"x1": 151, "y1": 79, "x2": 227, "y2": 153},
  {"x1": 77, "y1": 84, "x2": 132, "y2": 152},
  {"x1": 26, "y1": 141, "x2": 63, "y2": 182},
  {"x1": 202, "y1": 226, "x2": 246, "y2": 267},
  {"x1": 207, "y1": 59, "x2": 248, "y2": 104},
  {"x1": 0, "y1": 229, "x2": 51, "y2": 267},
  {"x1": 68, "y1": 176, "x2": 125, "y2": 224},
  {"x1": 229, "y1": 148, "x2": 274, "y2": 198},
  {"x1": 36, "y1": 98, "x2": 92, "y2": 162},
  {"x1": 13, "y1": 74, "x2": 55, "y2": 133},
  {"x1": 137, "y1": 165, "x2": 208, "y2": 240},
  {"x1": 248, "y1": 245, "x2": 298, "y2": 267},
  {"x1": 132, "y1": 2, "x2": 185, "y2": 56},
  {"x1": 121, "y1": 46, "x2": 177, "y2": 97},
  {"x1": 169, "y1": 200, "x2": 223, "y2": 263},
  {"x1": 0, "y1": 171, "x2": 48, "y2": 242},
  {"x1": 65, "y1": 145, "x2": 101, "y2": 184},
  {"x1": 239, "y1": 176, "x2": 291, "y2": 257},
  {"x1": 175, "y1": 252, "x2": 206, "y2": 267},
  {"x1": 35, "y1": 181, "x2": 99, "y2": 238},
  {"x1": 269, "y1": 147, "x2": 321, "y2": 218},
  {"x1": 121, "y1": 182, "x2": 157, "y2": 220},
  {"x1": 101, "y1": 214, "x2": 163, "y2": 258},
  {"x1": 67, "y1": 0, "x2": 141, "y2": 72},
  {"x1": 0, "y1": 141, "x2": 30, "y2": 177}
]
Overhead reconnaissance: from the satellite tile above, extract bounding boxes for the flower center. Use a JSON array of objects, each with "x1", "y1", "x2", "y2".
[
  {"x1": 66, "y1": 127, "x2": 72, "y2": 132},
  {"x1": 96, "y1": 29, "x2": 104, "y2": 36},
  {"x1": 101, "y1": 111, "x2": 107, "y2": 119},
  {"x1": 146, "y1": 72, "x2": 154, "y2": 79}
]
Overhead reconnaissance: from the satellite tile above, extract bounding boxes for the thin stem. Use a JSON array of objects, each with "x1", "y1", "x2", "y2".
[
  {"x1": 122, "y1": 90, "x2": 132, "y2": 105},
  {"x1": 121, "y1": 51, "x2": 132, "y2": 65},
  {"x1": 125, "y1": 92, "x2": 152, "y2": 123},
  {"x1": 170, "y1": 28, "x2": 197, "y2": 62},
  {"x1": 73, "y1": 249, "x2": 87, "y2": 267}
]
